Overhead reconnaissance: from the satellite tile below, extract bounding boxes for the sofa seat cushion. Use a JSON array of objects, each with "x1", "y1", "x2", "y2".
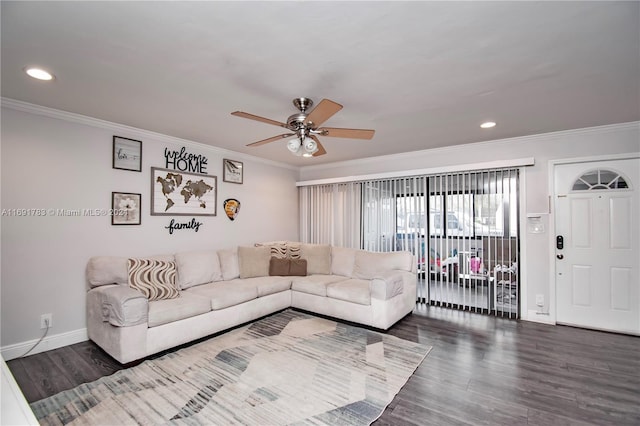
[
  {"x1": 326, "y1": 279, "x2": 372, "y2": 306},
  {"x1": 243, "y1": 276, "x2": 293, "y2": 297},
  {"x1": 186, "y1": 281, "x2": 258, "y2": 310},
  {"x1": 147, "y1": 292, "x2": 211, "y2": 328},
  {"x1": 292, "y1": 275, "x2": 349, "y2": 297}
]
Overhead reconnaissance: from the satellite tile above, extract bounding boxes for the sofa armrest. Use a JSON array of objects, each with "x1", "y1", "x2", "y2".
[
  {"x1": 370, "y1": 270, "x2": 408, "y2": 300},
  {"x1": 87, "y1": 285, "x2": 148, "y2": 327}
]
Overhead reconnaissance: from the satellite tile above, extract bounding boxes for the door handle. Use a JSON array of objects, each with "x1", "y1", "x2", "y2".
[{"x1": 557, "y1": 254, "x2": 564, "y2": 260}]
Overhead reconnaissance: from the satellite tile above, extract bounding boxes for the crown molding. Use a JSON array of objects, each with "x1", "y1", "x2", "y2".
[
  {"x1": 1, "y1": 97, "x2": 299, "y2": 171},
  {"x1": 300, "y1": 121, "x2": 640, "y2": 174}
]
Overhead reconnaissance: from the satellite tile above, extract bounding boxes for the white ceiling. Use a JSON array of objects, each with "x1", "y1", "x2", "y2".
[{"x1": 2, "y1": 1, "x2": 639, "y2": 167}]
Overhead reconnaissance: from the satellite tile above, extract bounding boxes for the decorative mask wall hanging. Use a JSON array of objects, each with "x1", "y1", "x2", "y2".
[{"x1": 223, "y1": 198, "x2": 241, "y2": 221}]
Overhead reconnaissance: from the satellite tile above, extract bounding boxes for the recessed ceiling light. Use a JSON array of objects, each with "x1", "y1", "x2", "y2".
[
  {"x1": 480, "y1": 121, "x2": 496, "y2": 129},
  {"x1": 25, "y1": 67, "x2": 54, "y2": 81}
]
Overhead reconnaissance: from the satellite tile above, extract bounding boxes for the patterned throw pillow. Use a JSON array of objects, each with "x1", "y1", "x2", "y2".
[
  {"x1": 287, "y1": 243, "x2": 302, "y2": 259},
  {"x1": 128, "y1": 258, "x2": 179, "y2": 301},
  {"x1": 268, "y1": 242, "x2": 289, "y2": 259},
  {"x1": 255, "y1": 241, "x2": 302, "y2": 259}
]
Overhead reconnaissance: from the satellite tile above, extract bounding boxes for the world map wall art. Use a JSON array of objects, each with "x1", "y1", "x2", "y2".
[{"x1": 151, "y1": 167, "x2": 217, "y2": 216}]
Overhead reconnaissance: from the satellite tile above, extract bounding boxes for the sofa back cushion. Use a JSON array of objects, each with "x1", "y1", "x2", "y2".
[
  {"x1": 238, "y1": 246, "x2": 271, "y2": 278},
  {"x1": 174, "y1": 250, "x2": 222, "y2": 290},
  {"x1": 331, "y1": 246, "x2": 358, "y2": 277},
  {"x1": 353, "y1": 251, "x2": 414, "y2": 279},
  {"x1": 87, "y1": 254, "x2": 174, "y2": 288},
  {"x1": 300, "y1": 243, "x2": 331, "y2": 275},
  {"x1": 127, "y1": 258, "x2": 179, "y2": 301},
  {"x1": 217, "y1": 248, "x2": 240, "y2": 280}
]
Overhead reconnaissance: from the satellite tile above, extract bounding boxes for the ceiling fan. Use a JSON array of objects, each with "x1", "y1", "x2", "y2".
[{"x1": 231, "y1": 97, "x2": 375, "y2": 157}]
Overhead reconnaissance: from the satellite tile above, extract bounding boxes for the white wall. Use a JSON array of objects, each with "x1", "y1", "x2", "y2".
[
  {"x1": 299, "y1": 122, "x2": 640, "y2": 322},
  {"x1": 0, "y1": 105, "x2": 299, "y2": 352}
]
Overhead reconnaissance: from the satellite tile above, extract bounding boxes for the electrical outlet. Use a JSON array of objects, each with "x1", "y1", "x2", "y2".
[
  {"x1": 40, "y1": 313, "x2": 52, "y2": 329},
  {"x1": 535, "y1": 294, "x2": 544, "y2": 307}
]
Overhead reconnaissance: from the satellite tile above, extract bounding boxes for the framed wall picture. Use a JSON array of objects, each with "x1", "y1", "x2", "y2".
[
  {"x1": 151, "y1": 167, "x2": 217, "y2": 216},
  {"x1": 223, "y1": 159, "x2": 243, "y2": 184},
  {"x1": 113, "y1": 136, "x2": 142, "y2": 172},
  {"x1": 112, "y1": 192, "x2": 141, "y2": 225}
]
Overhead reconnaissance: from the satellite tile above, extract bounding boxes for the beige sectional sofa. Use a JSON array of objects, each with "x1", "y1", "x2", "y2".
[{"x1": 86, "y1": 243, "x2": 417, "y2": 363}]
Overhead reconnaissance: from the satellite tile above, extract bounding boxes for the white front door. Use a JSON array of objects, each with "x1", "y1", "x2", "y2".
[{"x1": 555, "y1": 158, "x2": 639, "y2": 334}]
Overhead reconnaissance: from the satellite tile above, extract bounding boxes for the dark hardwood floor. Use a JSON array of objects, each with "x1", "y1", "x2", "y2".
[{"x1": 7, "y1": 305, "x2": 640, "y2": 425}]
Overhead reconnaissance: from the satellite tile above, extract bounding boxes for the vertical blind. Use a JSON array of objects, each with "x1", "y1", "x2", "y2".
[
  {"x1": 299, "y1": 168, "x2": 520, "y2": 318},
  {"x1": 299, "y1": 182, "x2": 362, "y2": 248}
]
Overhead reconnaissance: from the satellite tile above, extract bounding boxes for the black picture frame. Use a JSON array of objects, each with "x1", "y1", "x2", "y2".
[
  {"x1": 223, "y1": 159, "x2": 243, "y2": 184},
  {"x1": 113, "y1": 136, "x2": 142, "y2": 172},
  {"x1": 111, "y1": 192, "x2": 142, "y2": 225}
]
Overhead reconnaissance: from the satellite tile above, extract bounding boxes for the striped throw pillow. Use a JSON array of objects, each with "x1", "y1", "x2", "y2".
[
  {"x1": 128, "y1": 258, "x2": 179, "y2": 301},
  {"x1": 255, "y1": 242, "x2": 302, "y2": 260}
]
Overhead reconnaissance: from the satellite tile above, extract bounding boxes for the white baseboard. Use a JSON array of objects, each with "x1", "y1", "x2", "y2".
[
  {"x1": 524, "y1": 309, "x2": 556, "y2": 325},
  {"x1": 1, "y1": 328, "x2": 88, "y2": 361}
]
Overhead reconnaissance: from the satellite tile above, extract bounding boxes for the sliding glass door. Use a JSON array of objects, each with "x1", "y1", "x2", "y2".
[
  {"x1": 419, "y1": 170, "x2": 520, "y2": 317},
  {"x1": 299, "y1": 168, "x2": 520, "y2": 318}
]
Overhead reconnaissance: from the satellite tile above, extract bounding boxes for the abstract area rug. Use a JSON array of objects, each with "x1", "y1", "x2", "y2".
[{"x1": 31, "y1": 310, "x2": 431, "y2": 425}]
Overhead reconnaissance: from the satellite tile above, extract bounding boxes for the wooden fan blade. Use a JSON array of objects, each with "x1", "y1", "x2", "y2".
[
  {"x1": 319, "y1": 127, "x2": 375, "y2": 140},
  {"x1": 309, "y1": 135, "x2": 326, "y2": 156},
  {"x1": 304, "y1": 99, "x2": 343, "y2": 127},
  {"x1": 231, "y1": 111, "x2": 287, "y2": 128},
  {"x1": 246, "y1": 133, "x2": 294, "y2": 147}
]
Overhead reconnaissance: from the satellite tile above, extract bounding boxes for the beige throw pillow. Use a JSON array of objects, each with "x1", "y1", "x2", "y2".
[
  {"x1": 128, "y1": 258, "x2": 179, "y2": 301},
  {"x1": 238, "y1": 246, "x2": 271, "y2": 278}
]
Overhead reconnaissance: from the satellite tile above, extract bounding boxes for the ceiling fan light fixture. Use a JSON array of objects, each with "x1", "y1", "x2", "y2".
[
  {"x1": 287, "y1": 138, "x2": 301, "y2": 153},
  {"x1": 287, "y1": 138, "x2": 306, "y2": 156},
  {"x1": 303, "y1": 138, "x2": 318, "y2": 154}
]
